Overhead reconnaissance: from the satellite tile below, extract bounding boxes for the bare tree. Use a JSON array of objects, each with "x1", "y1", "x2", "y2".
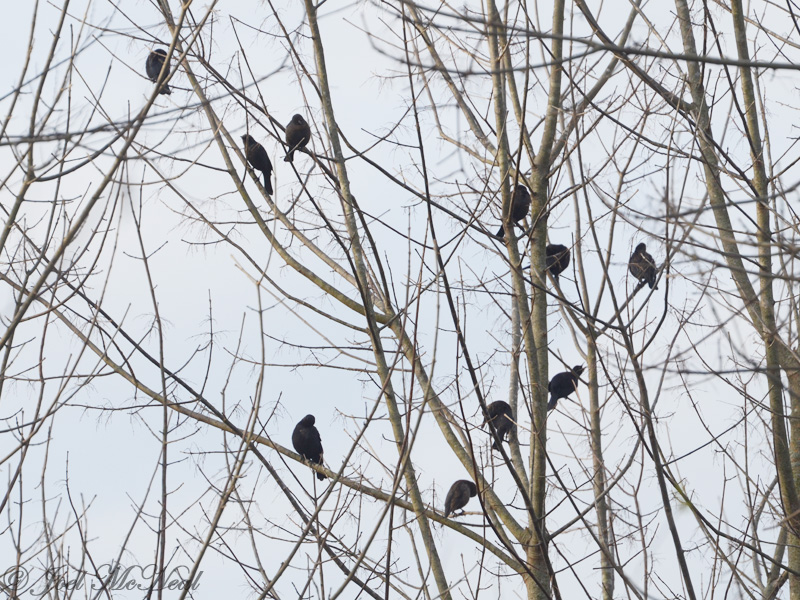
[{"x1": 1, "y1": 0, "x2": 800, "y2": 598}]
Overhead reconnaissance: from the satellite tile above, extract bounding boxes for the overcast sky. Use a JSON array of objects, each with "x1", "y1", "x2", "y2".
[{"x1": 0, "y1": 0, "x2": 796, "y2": 597}]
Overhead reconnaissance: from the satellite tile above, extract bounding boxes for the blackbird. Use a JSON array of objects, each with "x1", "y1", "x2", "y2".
[
  {"x1": 546, "y1": 244, "x2": 570, "y2": 280},
  {"x1": 145, "y1": 49, "x2": 171, "y2": 95},
  {"x1": 292, "y1": 414, "x2": 326, "y2": 481},
  {"x1": 496, "y1": 184, "x2": 531, "y2": 239},
  {"x1": 241, "y1": 134, "x2": 274, "y2": 195},
  {"x1": 284, "y1": 114, "x2": 311, "y2": 162},
  {"x1": 482, "y1": 401, "x2": 514, "y2": 451},
  {"x1": 629, "y1": 243, "x2": 657, "y2": 289},
  {"x1": 548, "y1": 365, "x2": 585, "y2": 411},
  {"x1": 443, "y1": 480, "x2": 478, "y2": 518}
]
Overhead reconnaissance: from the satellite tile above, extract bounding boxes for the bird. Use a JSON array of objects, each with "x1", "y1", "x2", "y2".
[
  {"x1": 241, "y1": 134, "x2": 274, "y2": 195},
  {"x1": 145, "y1": 49, "x2": 171, "y2": 95},
  {"x1": 481, "y1": 401, "x2": 514, "y2": 451},
  {"x1": 443, "y1": 480, "x2": 478, "y2": 518},
  {"x1": 284, "y1": 114, "x2": 311, "y2": 162},
  {"x1": 546, "y1": 244, "x2": 570, "y2": 280},
  {"x1": 629, "y1": 243, "x2": 658, "y2": 289},
  {"x1": 548, "y1": 365, "x2": 585, "y2": 411},
  {"x1": 496, "y1": 184, "x2": 531, "y2": 239},
  {"x1": 292, "y1": 414, "x2": 327, "y2": 481}
]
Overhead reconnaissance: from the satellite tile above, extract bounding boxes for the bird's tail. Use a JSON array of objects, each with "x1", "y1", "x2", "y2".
[
  {"x1": 491, "y1": 438, "x2": 501, "y2": 451},
  {"x1": 496, "y1": 225, "x2": 505, "y2": 239},
  {"x1": 547, "y1": 396, "x2": 557, "y2": 411},
  {"x1": 159, "y1": 84, "x2": 171, "y2": 96},
  {"x1": 315, "y1": 456, "x2": 327, "y2": 480},
  {"x1": 284, "y1": 151, "x2": 293, "y2": 163},
  {"x1": 264, "y1": 174, "x2": 273, "y2": 195}
]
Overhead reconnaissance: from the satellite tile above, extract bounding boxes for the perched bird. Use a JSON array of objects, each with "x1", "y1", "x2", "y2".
[
  {"x1": 546, "y1": 244, "x2": 571, "y2": 281},
  {"x1": 241, "y1": 134, "x2": 274, "y2": 194},
  {"x1": 145, "y1": 49, "x2": 171, "y2": 95},
  {"x1": 548, "y1": 365, "x2": 585, "y2": 411},
  {"x1": 443, "y1": 480, "x2": 478, "y2": 518},
  {"x1": 292, "y1": 414, "x2": 327, "y2": 481},
  {"x1": 629, "y1": 243, "x2": 658, "y2": 289},
  {"x1": 284, "y1": 114, "x2": 311, "y2": 162},
  {"x1": 482, "y1": 401, "x2": 514, "y2": 451},
  {"x1": 496, "y1": 184, "x2": 531, "y2": 239}
]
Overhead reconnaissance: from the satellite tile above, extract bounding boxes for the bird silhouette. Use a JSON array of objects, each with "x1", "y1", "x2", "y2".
[
  {"x1": 241, "y1": 134, "x2": 273, "y2": 194},
  {"x1": 482, "y1": 401, "x2": 514, "y2": 451},
  {"x1": 629, "y1": 243, "x2": 658, "y2": 289},
  {"x1": 548, "y1": 365, "x2": 585, "y2": 411},
  {"x1": 292, "y1": 415, "x2": 326, "y2": 481},
  {"x1": 443, "y1": 480, "x2": 478, "y2": 517},
  {"x1": 145, "y1": 49, "x2": 171, "y2": 95},
  {"x1": 546, "y1": 244, "x2": 570, "y2": 280},
  {"x1": 284, "y1": 114, "x2": 311, "y2": 162},
  {"x1": 496, "y1": 184, "x2": 531, "y2": 239}
]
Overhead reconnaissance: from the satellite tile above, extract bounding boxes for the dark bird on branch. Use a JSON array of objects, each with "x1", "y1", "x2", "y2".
[
  {"x1": 546, "y1": 244, "x2": 570, "y2": 280},
  {"x1": 292, "y1": 414, "x2": 326, "y2": 481},
  {"x1": 443, "y1": 480, "x2": 478, "y2": 518},
  {"x1": 241, "y1": 134, "x2": 273, "y2": 195},
  {"x1": 629, "y1": 243, "x2": 658, "y2": 289},
  {"x1": 496, "y1": 184, "x2": 530, "y2": 239},
  {"x1": 482, "y1": 401, "x2": 514, "y2": 451},
  {"x1": 284, "y1": 114, "x2": 311, "y2": 162},
  {"x1": 548, "y1": 365, "x2": 585, "y2": 411},
  {"x1": 145, "y1": 49, "x2": 171, "y2": 95}
]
